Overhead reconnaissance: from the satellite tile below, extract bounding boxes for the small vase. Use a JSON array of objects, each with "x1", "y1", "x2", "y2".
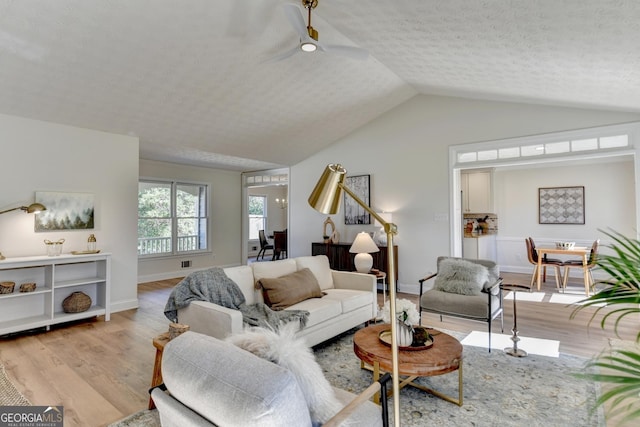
[{"x1": 396, "y1": 321, "x2": 413, "y2": 347}]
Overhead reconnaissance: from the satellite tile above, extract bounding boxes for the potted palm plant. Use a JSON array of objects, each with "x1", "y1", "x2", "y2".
[{"x1": 570, "y1": 229, "x2": 640, "y2": 424}]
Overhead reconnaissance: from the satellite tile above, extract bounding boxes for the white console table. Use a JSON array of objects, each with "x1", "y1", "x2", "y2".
[{"x1": 0, "y1": 252, "x2": 111, "y2": 335}]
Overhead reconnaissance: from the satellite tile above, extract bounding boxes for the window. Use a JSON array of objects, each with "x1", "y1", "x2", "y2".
[
  {"x1": 454, "y1": 123, "x2": 634, "y2": 166},
  {"x1": 248, "y1": 195, "x2": 266, "y2": 240},
  {"x1": 138, "y1": 180, "x2": 208, "y2": 256}
]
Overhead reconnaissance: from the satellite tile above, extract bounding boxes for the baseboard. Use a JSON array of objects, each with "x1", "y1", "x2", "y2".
[
  {"x1": 138, "y1": 263, "x2": 242, "y2": 283},
  {"x1": 397, "y1": 282, "x2": 419, "y2": 295},
  {"x1": 110, "y1": 299, "x2": 139, "y2": 313}
]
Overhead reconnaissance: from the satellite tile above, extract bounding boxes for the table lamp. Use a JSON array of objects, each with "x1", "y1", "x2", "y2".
[
  {"x1": 349, "y1": 232, "x2": 379, "y2": 273},
  {"x1": 308, "y1": 163, "x2": 401, "y2": 426},
  {"x1": 0, "y1": 202, "x2": 46, "y2": 260}
]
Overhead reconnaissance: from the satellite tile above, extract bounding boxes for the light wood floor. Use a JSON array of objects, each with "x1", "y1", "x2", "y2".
[{"x1": 0, "y1": 272, "x2": 637, "y2": 426}]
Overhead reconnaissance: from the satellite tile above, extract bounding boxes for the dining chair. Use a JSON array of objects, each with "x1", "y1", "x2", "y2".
[
  {"x1": 272, "y1": 230, "x2": 288, "y2": 260},
  {"x1": 526, "y1": 237, "x2": 564, "y2": 290},
  {"x1": 562, "y1": 239, "x2": 599, "y2": 291},
  {"x1": 257, "y1": 230, "x2": 274, "y2": 261}
]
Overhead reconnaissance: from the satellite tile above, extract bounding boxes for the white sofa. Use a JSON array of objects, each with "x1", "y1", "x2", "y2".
[{"x1": 178, "y1": 255, "x2": 377, "y2": 347}]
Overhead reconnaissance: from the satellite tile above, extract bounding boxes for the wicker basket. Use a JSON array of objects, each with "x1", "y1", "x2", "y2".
[
  {"x1": 20, "y1": 282, "x2": 37, "y2": 292},
  {"x1": 0, "y1": 281, "x2": 15, "y2": 294},
  {"x1": 62, "y1": 291, "x2": 92, "y2": 313}
]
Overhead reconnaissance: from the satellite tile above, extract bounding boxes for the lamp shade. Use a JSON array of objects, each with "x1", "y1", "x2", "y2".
[
  {"x1": 349, "y1": 232, "x2": 380, "y2": 254},
  {"x1": 25, "y1": 203, "x2": 46, "y2": 214},
  {"x1": 308, "y1": 164, "x2": 346, "y2": 214}
]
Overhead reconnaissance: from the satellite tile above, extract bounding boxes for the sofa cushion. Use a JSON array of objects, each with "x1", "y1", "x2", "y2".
[
  {"x1": 223, "y1": 265, "x2": 261, "y2": 304},
  {"x1": 295, "y1": 255, "x2": 334, "y2": 290},
  {"x1": 251, "y1": 258, "x2": 297, "y2": 284},
  {"x1": 258, "y1": 268, "x2": 324, "y2": 310},
  {"x1": 434, "y1": 258, "x2": 488, "y2": 296},
  {"x1": 421, "y1": 289, "x2": 501, "y2": 319},
  {"x1": 286, "y1": 297, "x2": 342, "y2": 328},
  {"x1": 322, "y1": 288, "x2": 373, "y2": 313},
  {"x1": 162, "y1": 331, "x2": 312, "y2": 426}
]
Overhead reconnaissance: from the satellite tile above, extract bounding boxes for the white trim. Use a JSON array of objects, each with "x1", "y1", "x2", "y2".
[{"x1": 449, "y1": 122, "x2": 640, "y2": 256}]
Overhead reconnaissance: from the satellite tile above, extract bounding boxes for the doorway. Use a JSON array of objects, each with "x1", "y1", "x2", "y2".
[
  {"x1": 242, "y1": 168, "x2": 289, "y2": 263},
  {"x1": 449, "y1": 122, "x2": 640, "y2": 258}
]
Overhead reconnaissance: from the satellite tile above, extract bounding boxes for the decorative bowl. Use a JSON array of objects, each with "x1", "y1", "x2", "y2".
[{"x1": 555, "y1": 241, "x2": 575, "y2": 250}]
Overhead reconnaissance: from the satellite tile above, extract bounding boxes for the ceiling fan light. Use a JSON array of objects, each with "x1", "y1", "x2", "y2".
[{"x1": 301, "y1": 41, "x2": 317, "y2": 52}]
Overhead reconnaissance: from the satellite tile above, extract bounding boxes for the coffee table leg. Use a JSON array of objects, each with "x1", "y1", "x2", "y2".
[
  {"x1": 406, "y1": 366, "x2": 463, "y2": 407},
  {"x1": 373, "y1": 361, "x2": 380, "y2": 404}
]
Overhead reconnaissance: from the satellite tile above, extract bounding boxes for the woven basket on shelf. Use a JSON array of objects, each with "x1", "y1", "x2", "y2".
[
  {"x1": 0, "y1": 281, "x2": 15, "y2": 294},
  {"x1": 62, "y1": 291, "x2": 92, "y2": 313}
]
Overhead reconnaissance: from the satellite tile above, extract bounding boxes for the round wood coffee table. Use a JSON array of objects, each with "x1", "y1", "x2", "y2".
[{"x1": 353, "y1": 323, "x2": 463, "y2": 406}]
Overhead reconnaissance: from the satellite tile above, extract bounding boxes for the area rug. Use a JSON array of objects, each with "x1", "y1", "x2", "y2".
[
  {"x1": 110, "y1": 327, "x2": 604, "y2": 427},
  {"x1": 0, "y1": 364, "x2": 31, "y2": 406},
  {"x1": 108, "y1": 409, "x2": 159, "y2": 427}
]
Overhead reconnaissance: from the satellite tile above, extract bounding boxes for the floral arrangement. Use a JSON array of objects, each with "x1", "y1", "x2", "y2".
[{"x1": 382, "y1": 298, "x2": 420, "y2": 330}]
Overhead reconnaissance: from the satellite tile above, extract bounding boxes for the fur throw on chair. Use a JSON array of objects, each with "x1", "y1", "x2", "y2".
[
  {"x1": 434, "y1": 258, "x2": 489, "y2": 295},
  {"x1": 225, "y1": 323, "x2": 342, "y2": 425}
]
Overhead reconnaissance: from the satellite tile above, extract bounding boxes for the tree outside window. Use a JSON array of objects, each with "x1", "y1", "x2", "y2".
[
  {"x1": 248, "y1": 195, "x2": 266, "y2": 240},
  {"x1": 138, "y1": 180, "x2": 208, "y2": 256}
]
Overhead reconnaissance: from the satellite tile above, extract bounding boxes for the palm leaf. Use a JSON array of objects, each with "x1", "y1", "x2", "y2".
[
  {"x1": 574, "y1": 349, "x2": 640, "y2": 423},
  {"x1": 569, "y1": 229, "x2": 640, "y2": 424},
  {"x1": 570, "y1": 229, "x2": 640, "y2": 340}
]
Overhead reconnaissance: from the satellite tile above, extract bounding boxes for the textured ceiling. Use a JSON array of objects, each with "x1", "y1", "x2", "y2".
[{"x1": 1, "y1": 0, "x2": 639, "y2": 171}]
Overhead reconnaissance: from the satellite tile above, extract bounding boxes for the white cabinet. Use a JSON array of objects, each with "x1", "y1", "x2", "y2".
[
  {"x1": 463, "y1": 235, "x2": 497, "y2": 262},
  {"x1": 462, "y1": 171, "x2": 492, "y2": 213},
  {"x1": 0, "y1": 253, "x2": 110, "y2": 335}
]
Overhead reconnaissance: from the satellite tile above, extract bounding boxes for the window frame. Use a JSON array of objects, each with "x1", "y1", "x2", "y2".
[
  {"x1": 248, "y1": 194, "x2": 267, "y2": 241},
  {"x1": 138, "y1": 178, "x2": 211, "y2": 258}
]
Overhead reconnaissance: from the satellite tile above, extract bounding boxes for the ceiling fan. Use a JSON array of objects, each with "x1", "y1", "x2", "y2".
[{"x1": 268, "y1": 0, "x2": 369, "y2": 62}]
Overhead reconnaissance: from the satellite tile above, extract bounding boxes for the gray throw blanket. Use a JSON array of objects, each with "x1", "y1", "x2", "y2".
[{"x1": 164, "y1": 267, "x2": 309, "y2": 331}]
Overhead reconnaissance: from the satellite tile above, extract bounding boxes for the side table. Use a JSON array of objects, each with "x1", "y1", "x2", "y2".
[
  {"x1": 500, "y1": 283, "x2": 531, "y2": 357},
  {"x1": 148, "y1": 332, "x2": 171, "y2": 409}
]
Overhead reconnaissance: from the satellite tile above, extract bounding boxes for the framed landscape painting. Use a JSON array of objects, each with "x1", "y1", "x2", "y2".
[
  {"x1": 538, "y1": 186, "x2": 585, "y2": 224},
  {"x1": 344, "y1": 175, "x2": 371, "y2": 225},
  {"x1": 35, "y1": 192, "x2": 95, "y2": 231}
]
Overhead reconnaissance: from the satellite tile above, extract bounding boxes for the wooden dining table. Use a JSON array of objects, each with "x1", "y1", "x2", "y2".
[{"x1": 536, "y1": 246, "x2": 591, "y2": 296}]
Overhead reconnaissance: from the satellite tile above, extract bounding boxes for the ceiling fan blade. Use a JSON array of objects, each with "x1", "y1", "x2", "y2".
[
  {"x1": 319, "y1": 44, "x2": 369, "y2": 61},
  {"x1": 282, "y1": 3, "x2": 308, "y2": 39},
  {"x1": 261, "y1": 45, "x2": 300, "y2": 63}
]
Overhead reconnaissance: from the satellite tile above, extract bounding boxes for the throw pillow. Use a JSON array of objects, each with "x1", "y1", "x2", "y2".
[
  {"x1": 434, "y1": 258, "x2": 489, "y2": 296},
  {"x1": 258, "y1": 268, "x2": 323, "y2": 310},
  {"x1": 226, "y1": 323, "x2": 342, "y2": 425}
]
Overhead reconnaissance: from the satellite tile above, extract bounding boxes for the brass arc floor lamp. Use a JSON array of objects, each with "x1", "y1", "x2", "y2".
[
  {"x1": 0, "y1": 202, "x2": 46, "y2": 260},
  {"x1": 308, "y1": 163, "x2": 401, "y2": 426}
]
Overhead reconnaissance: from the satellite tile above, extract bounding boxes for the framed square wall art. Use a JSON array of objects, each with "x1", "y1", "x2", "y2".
[
  {"x1": 35, "y1": 192, "x2": 95, "y2": 231},
  {"x1": 344, "y1": 175, "x2": 371, "y2": 225},
  {"x1": 538, "y1": 186, "x2": 585, "y2": 224}
]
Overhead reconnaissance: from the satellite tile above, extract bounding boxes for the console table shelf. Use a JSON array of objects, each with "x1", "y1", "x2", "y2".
[
  {"x1": 311, "y1": 242, "x2": 399, "y2": 284},
  {"x1": 0, "y1": 253, "x2": 111, "y2": 336}
]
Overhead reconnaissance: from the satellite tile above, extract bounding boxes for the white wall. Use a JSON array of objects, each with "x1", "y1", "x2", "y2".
[
  {"x1": 0, "y1": 113, "x2": 139, "y2": 312},
  {"x1": 138, "y1": 159, "x2": 242, "y2": 282},
  {"x1": 495, "y1": 158, "x2": 636, "y2": 275},
  {"x1": 290, "y1": 95, "x2": 640, "y2": 293}
]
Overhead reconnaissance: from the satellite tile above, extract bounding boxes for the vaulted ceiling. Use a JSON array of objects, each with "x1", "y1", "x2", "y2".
[{"x1": 1, "y1": 0, "x2": 639, "y2": 171}]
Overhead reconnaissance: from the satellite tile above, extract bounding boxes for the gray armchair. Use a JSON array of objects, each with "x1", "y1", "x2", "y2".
[{"x1": 418, "y1": 256, "x2": 504, "y2": 352}]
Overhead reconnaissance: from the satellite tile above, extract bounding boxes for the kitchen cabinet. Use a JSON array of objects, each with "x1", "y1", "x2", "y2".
[
  {"x1": 462, "y1": 171, "x2": 492, "y2": 213},
  {"x1": 0, "y1": 253, "x2": 110, "y2": 335},
  {"x1": 463, "y1": 234, "x2": 496, "y2": 262}
]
